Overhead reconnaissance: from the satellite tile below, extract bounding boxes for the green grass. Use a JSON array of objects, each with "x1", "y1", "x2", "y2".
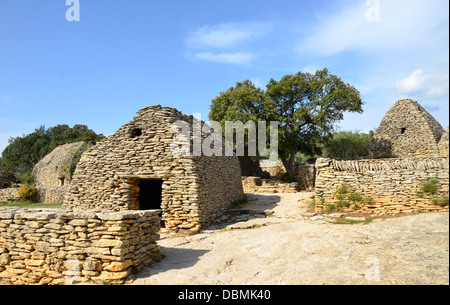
[
  {"x1": 329, "y1": 218, "x2": 373, "y2": 225},
  {"x1": 0, "y1": 202, "x2": 63, "y2": 208}
]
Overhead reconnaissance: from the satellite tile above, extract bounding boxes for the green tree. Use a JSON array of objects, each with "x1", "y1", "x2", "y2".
[
  {"x1": 0, "y1": 124, "x2": 103, "y2": 179},
  {"x1": 209, "y1": 80, "x2": 269, "y2": 176},
  {"x1": 322, "y1": 131, "x2": 373, "y2": 159},
  {"x1": 264, "y1": 69, "x2": 363, "y2": 174},
  {"x1": 209, "y1": 80, "x2": 265, "y2": 126},
  {"x1": 208, "y1": 69, "x2": 363, "y2": 176},
  {"x1": 209, "y1": 79, "x2": 268, "y2": 157},
  {"x1": 0, "y1": 126, "x2": 50, "y2": 177}
]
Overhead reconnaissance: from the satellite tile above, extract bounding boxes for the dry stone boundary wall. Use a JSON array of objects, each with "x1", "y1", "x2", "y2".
[
  {"x1": 314, "y1": 157, "x2": 449, "y2": 214},
  {"x1": 0, "y1": 207, "x2": 161, "y2": 285}
]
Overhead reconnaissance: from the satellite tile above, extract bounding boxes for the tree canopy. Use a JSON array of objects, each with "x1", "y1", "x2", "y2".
[
  {"x1": 0, "y1": 124, "x2": 104, "y2": 179},
  {"x1": 209, "y1": 68, "x2": 363, "y2": 175}
]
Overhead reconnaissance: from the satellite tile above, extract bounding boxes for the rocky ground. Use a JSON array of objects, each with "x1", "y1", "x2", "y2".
[{"x1": 126, "y1": 192, "x2": 449, "y2": 285}]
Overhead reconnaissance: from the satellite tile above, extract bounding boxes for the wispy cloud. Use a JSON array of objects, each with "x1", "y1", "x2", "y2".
[
  {"x1": 187, "y1": 22, "x2": 269, "y2": 49},
  {"x1": 393, "y1": 69, "x2": 449, "y2": 100},
  {"x1": 293, "y1": 0, "x2": 449, "y2": 131},
  {"x1": 297, "y1": 0, "x2": 448, "y2": 56},
  {"x1": 194, "y1": 52, "x2": 254, "y2": 65},
  {"x1": 187, "y1": 22, "x2": 271, "y2": 65}
]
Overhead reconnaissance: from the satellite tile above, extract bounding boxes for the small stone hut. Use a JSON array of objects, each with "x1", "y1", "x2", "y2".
[
  {"x1": 438, "y1": 127, "x2": 449, "y2": 158},
  {"x1": 370, "y1": 99, "x2": 445, "y2": 158},
  {"x1": 33, "y1": 141, "x2": 92, "y2": 203},
  {"x1": 34, "y1": 141, "x2": 92, "y2": 188},
  {"x1": 63, "y1": 105, "x2": 245, "y2": 232}
]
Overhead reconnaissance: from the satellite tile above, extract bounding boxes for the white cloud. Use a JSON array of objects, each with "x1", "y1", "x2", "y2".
[
  {"x1": 293, "y1": 0, "x2": 449, "y2": 130},
  {"x1": 187, "y1": 22, "x2": 269, "y2": 49},
  {"x1": 187, "y1": 22, "x2": 271, "y2": 65},
  {"x1": 298, "y1": 0, "x2": 449, "y2": 56},
  {"x1": 194, "y1": 52, "x2": 254, "y2": 65},
  {"x1": 394, "y1": 69, "x2": 449, "y2": 99}
]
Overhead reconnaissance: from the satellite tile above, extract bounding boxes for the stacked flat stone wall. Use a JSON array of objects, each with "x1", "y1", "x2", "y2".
[
  {"x1": 294, "y1": 164, "x2": 315, "y2": 190},
  {"x1": 259, "y1": 160, "x2": 316, "y2": 190},
  {"x1": 315, "y1": 157, "x2": 449, "y2": 214},
  {"x1": 0, "y1": 188, "x2": 21, "y2": 203},
  {"x1": 195, "y1": 156, "x2": 245, "y2": 229},
  {"x1": 0, "y1": 207, "x2": 161, "y2": 285},
  {"x1": 241, "y1": 177, "x2": 300, "y2": 193},
  {"x1": 259, "y1": 160, "x2": 286, "y2": 177},
  {"x1": 36, "y1": 186, "x2": 69, "y2": 205}
]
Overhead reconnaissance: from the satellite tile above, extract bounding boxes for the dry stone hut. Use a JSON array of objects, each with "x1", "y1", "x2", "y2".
[
  {"x1": 33, "y1": 141, "x2": 92, "y2": 203},
  {"x1": 63, "y1": 105, "x2": 244, "y2": 232},
  {"x1": 438, "y1": 127, "x2": 449, "y2": 157},
  {"x1": 370, "y1": 99, "x2": 445, "y2": 158},
  {"x1": 34, "y1": 141, "x2": 92, "y2": 188}
]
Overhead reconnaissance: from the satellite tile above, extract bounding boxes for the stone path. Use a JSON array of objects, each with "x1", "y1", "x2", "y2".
[{"x1": 127, "y1": 192, "x2": 449, "y2": 285}]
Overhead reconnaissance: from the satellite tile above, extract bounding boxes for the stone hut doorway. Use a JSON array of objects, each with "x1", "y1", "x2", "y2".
[
  {"x1": 138, "y1": 179, "x2": 164, "y2": 226},
  {"x1": 138, "y1": 179, "x2": 163, "y2": 210}
]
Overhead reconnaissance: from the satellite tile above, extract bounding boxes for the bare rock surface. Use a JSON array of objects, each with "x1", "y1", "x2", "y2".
[{"x1": 127, "y1": 192, "x2": 449, "y2": 285}]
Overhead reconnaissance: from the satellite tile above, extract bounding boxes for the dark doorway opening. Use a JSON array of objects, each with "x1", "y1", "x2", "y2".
[{"x1": 138, "y1": 179, "x2": 164, "y2": 227}]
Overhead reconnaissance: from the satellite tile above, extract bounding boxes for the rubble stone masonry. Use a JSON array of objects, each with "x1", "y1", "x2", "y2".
[
  {"x1": 314, "y1": 157, "x2": 449, "y2": 214},
  {"x1": 0, "y1": 207, "x2": 161, "y2": 285}
]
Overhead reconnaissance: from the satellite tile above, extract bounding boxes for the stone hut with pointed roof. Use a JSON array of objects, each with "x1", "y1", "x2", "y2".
[
  {"x1": 34, "y1": 141, "x2": 92, "y2": 189},
  {"x1": 33, "y1": 141, "x2": 92, "y2": 203},
  {"x1": 370, "y1": 99, "x2": 445, "y2": 158},
  {"x1": 438, "y1": 126, "x2": 449, "y2": 158},
  {"x1": 63, "y1": 105, "x2": 244, "y2": 232}
]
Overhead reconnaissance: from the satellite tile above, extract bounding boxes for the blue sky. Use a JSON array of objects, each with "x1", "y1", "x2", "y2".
[{"x1": 0, "y1": 0, "x2": 449, "y2": 154}]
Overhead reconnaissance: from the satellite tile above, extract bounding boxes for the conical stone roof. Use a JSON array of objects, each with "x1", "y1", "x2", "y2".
[{"x1": 370, "y1": 99, "x2": 444, "y2": 158}]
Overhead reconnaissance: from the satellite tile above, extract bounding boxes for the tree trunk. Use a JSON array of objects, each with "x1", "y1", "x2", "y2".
[{"x1": 281, "y1": 149, "x2": 296, "y2": 176}]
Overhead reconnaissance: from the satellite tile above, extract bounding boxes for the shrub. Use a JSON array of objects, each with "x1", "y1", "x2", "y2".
[
  {"x1": 364, "y1": 197, "x2": 374, "y2": 205},
  {"x1": 18, "y1": 184, "x2": 37, "y2": 202},
  {"x1": 347, "y1": 192, "x2": 363, "y2": 202},
  {"x1": 337, "y1": 200, "x2": 351, "y2": 208},
  {"x1": 421, "y1": 178, "x2": 439, "y2": 196},
  {"x1": 432, "y1": 196, "x2": 449, "y2": 207},
  {"x1": 336, "y1": 184, "x2": 349, "y2": 195},
  {"x1": 325, "y1": 204, "x2": 336, "y2": 213},
  {"x1": 334, "y1": 186, "x2": 372, "y2": 211},
  {"x1": 322, "y1": 131, "x2": 372, "y2": 159},
  {"x1": 19, "y1": 172, "x2": 35, "y2": 184},
  {"x1": 281, "y1": 173, "x2": 297, "y2": 183}
]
